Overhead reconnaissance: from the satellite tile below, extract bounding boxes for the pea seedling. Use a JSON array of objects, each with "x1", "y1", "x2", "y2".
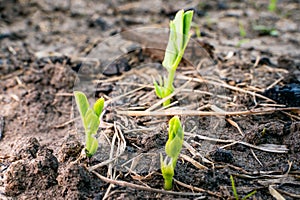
[
  {"x1": 74, "y1": 91, "x2": 104, "y2": 158},
  {"x1": 268, "y1": 0, "x2": 277, "y2": 12},
  {"x1": 154, "y1": 9, "x2": 193, "y2": 106},
  {"x1": 161, "y1": 116, "x2": 184, "y2": 190}
]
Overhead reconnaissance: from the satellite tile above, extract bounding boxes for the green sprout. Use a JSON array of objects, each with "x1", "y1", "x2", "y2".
[
  {"x1": 161, "y1": 116, "x2": 184, "y2": 190},
  {"x1": 154, "y1": 9, "x2": 193, "y2": 106},
  {"x1": 236, "y1": 21, "x2": 250, "y2": 47},
  {"x1": 230, "y1": 175, "x2": 257, "y2": 200},
  {"x1": 74, "y1": 91, "x2": 104, "y2": 158},
  {"x1": 268, "y1": 0, "x2": 277, "y2": 12},
  {"x1": 239, "y1": 21, "x2": 247, "y2": 38},
  {"x1": 253, "y1": 25, "x2": 278, "y2": 36}
]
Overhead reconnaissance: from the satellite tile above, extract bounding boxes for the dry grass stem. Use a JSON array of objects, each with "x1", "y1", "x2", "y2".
[
  {"x1": 92, "y1": 171, "x2": 206, "y2": 197},
  {"x1": 180, "y1": 154, "x2": 208, "y2": 170},
  {"x1": 117, "y1": 107, "x2": 300, "y2": 117},
  {"x1": 185, "y1": 132, "x2": 289, "y2": 153}
]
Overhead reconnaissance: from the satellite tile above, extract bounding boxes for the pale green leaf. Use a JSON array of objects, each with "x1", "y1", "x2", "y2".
[
  {"x1": 84, "y1": 108, "x2": 100, "y2": 136},
  {"x1": 162, "y1": 21, "x2": 178, "y2": 70},
  {"x1": 153, "y1": 80, "x2": 164, "y2": 98},
  {"x1": 165, "y1": 116, "x2": 184, "y2": 159},
  {"x1": 169, "y1": 116, "x2": 183, "y2": 140},
  {"x1": 182, "y1": 10, "x2": 193, "y2": 49},
  {"x1": 165, "y1": 136, "x2": 183, "y2": 158},
  {"x1": 74, "y1": 91, "x2": 89, "y2": 122},
  {"x1": 173, "y1": 9, "x2": 184, "y2": 53},
  {"x1": 93, "y1": 97, "x2": 105, "y2": 117}
]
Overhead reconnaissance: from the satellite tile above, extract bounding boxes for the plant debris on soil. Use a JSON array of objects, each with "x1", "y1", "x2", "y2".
[{"x1": 0, "y1": 0, "x2": 300, "y2": 199}]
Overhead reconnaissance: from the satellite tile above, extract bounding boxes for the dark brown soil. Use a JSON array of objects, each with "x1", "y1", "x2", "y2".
[{"x1": 0, "y1": 0, "x2": 300, "y2": 199}]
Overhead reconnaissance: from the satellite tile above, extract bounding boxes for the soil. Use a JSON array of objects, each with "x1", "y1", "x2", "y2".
[{"x1": 0, "y1": 0, "x2": 300, "y2": 199}]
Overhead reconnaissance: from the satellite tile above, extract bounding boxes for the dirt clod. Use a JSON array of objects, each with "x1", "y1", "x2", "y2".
[
  {"x1": 57, "y1": 163, "x2": 92, "y2": 199},
  {"x1": 211, "y1": 148, "x2": 234, "y2": 163},
  {"x1": 13, "y1": 137, "x2": 40, "y2": 160},
  {"x1": 57, "y1": 135, "x2": 84, "y2": 163},
  {"x1": 4, "y1": 138, "x2": 58, "y2": 196},
  {"x1": 2, "y1": 136, "x2": 104, "y2": 199}
]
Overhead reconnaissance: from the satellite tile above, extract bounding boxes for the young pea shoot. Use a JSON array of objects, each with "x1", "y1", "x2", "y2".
[
  {"x1": 161, "y1": 116, "x2": 184, "y2": 190},
  {"x1": 154, "y1": 9, "x2": 194, "y2": 106},
  {"x1": 268, "y1": 0, "x2": 277, "y2": 12},
  {"x1": 74, "y1": 91, "x2": 104, "y2": 158}
]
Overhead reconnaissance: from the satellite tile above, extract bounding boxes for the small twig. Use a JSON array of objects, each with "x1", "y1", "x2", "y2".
[
  {"x1": 183, "y1": 141, "x2": 214, "y2": 165},
  {"x1": 236, "y1": 161, "x2": 293, "y2": 179},
  {"x1": 116, "y1": 81, "x2": 154, "y2": 89},
  {"x1": 106, "y1": 86, "x2": 146, "y2": 105},
  {"x1": 252, "y1": 56, "x2": 260, "y2": 68},
  {"x1": 180, "y1": 154, "x2": 208, "y2": 170},
  {"x1": 266, "y1": 76, "x2": 284, "y2": 90},
  {"x1": 185, "y1": 132, "x2": 289, "y2": 153},
  {"x1": 107, "y1": 124, "x2": 118, "y2": 178},
  {"x1": 226, "y1": 118, "x2": 244, "y2": 136},
  {"x1": 103, "y1": 182, "x2": 114, "y2": 200},
  {"x1": 55, "y1": 92, "x2": 74, "y2": 96},
  {"x1": 276, "y1": 188, "x2": 300, "y2": 199},
  {"x1": 0, "y1": 69, "x2": 24, "y2": 80},
  {"x1": 117, "y1": 107, "x2": 300, "y2": 117},
  {"x1": 173, "y1": 178, "x2": 221, "y2": 198},
  {"x1": 88, "y1": 157, "x2": 118, "y2": 171},
  {"x1": 269, "y1": 185, "x2": 285, "y2": 200},
  {"x1": 92, "y1": 171, "x2": 206, "y2": 197},
  {"x1": 258, "y1": 103, "x2": 286, "y2": 107},
  {"x1": 177, "y1": 74, "x2": 275, "y2": 102},
  {"x1": 53, "y1": 117, "x2": 79, "y2": 128},
  {"x1": 0, "y1": 116, "x2": 4, "y2": 140},
  {"x1": 250, "y1": 149, "x2": 263, "y2": 167},
  {"x1": 281, "y1": 111, "x2": 300, "y2": 120},
  {"x1": 181, "y1": 88, "x2": 232, "y2": 100}
]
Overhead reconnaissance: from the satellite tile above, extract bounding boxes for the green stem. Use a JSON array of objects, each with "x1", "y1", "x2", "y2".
[
  {"x1": 163, "y1": 98, "x2": 171, "y2": 107},
  {"x1": 164, "y1": 178, "x2": 173, "y2": 190},
  {"x1": 85, "y1": 132, "x2": 92, "y2": 152},
  {"x1": 163, "y1": 69, "x2": 175, "y2": 106},
  {"x1": 164, "y1": 51, "x2": 184, "y2": 106},
  {"x1": 172, "y1": 158, "x2": 178, "y2": 169},
  {"x1": 230, "y1": 175, "x2": 239, "y2": 200}
]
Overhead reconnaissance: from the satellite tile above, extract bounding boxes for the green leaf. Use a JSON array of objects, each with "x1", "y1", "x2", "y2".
[
  {"x1": 93, "y1": 97, "x2": 105, "y2": 117},
  {"x1": 84, "y1": 108, "x2": 100, "y2": 136},
  {"x1": 173, "y1": 10, "x2": 184, "y2": 53},
  {"x1": 242, "y1": 190, "x2": 257, "y2": 200},
  {"x1": 165, "y1": 136, "x2": 183, "y2": 159},
  {"x1": 153, "y1": 80, "x2": 164, "y2": 98},
  {"x1": 74, "y1": 91, "x2": 90, "y2": 121},
  {"x1": 165, "y1": 116, "x2": 184, "y2": 162},
  {"x1": 169, "y1": 116, "x2": 183, "y2": 140},
  {"x1": 162, "y1": 21, "x2": 178, "y2": 71},
  {"x1": 162, "y1": 9, "x2": 193, "y2": 70},
  {"x1": 230, "y1": 175, "x2": 239, "y2": 200},
  {"x1": 182, "y1": 10, "x2": 193, "y2": 49}
]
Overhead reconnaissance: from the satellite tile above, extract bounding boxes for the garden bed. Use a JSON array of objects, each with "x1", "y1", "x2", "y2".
[{"x1": 0, "y1": 0, "x2": 299, "y2": 199}]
